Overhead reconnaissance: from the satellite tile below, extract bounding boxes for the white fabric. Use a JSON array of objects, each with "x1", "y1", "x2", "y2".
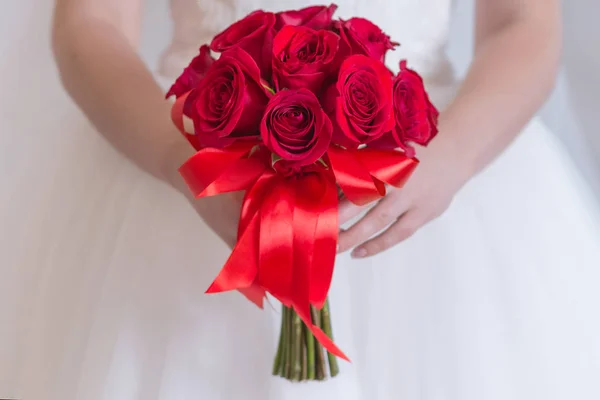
[{"x1": 2, "y1": 0, "x2": 600, "y2": 399}]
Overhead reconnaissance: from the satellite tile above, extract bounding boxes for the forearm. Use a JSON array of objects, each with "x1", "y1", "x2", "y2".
[
  {"x1": 52, "y1": 16, "x2": 243, "y2": 246},
  {"x1": 437, "y1": 17, "x2": 562, "y2": 179},
  {"x1": 52, "y1": 19, "x2": 192, "y2": 185}
]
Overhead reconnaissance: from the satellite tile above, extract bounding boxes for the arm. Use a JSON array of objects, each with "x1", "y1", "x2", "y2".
[
  {"x1": 442, "y1": 0, "x2": 562, "y2": 174},
  {"x1": 52, "y1": 0, "x2": 241, "y2": 247},
  {"x1": 338, "y1": 0, "x2": 562, "y2": 257},
  {"x1": 52, "y1": 0, "x2": 191, "y2": 184}
]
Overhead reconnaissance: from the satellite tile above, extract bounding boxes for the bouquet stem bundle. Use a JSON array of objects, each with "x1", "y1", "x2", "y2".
[{"x1": 272, "y1": 298, "x2": 339, "y2": 381}]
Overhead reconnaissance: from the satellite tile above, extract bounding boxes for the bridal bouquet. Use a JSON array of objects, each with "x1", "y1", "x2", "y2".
[{"x1": 167, "y1": 3, "x2": 438, "y2": 381}]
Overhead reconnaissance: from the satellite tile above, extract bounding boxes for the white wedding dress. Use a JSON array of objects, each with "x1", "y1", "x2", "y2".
[{"x1": 2, "y1": 0, "x2": 600, "y2": 399}]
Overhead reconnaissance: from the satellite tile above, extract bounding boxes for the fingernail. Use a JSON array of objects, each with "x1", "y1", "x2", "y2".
[{"x1": 351, "y1": 248, "x2": 367, "y2": 258}]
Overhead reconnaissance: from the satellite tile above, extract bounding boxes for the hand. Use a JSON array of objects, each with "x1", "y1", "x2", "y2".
[
  {"x1": 165, "y1": 140, "x2": 242, "y2": 249},
  {"x1": 337, "y1": 140, "x2": 471, "y2": 258},
  {"x1": 187, "y1": 191, "x2": 244, "y2": 249}
]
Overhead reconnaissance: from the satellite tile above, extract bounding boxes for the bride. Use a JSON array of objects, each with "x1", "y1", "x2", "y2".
[{"x1": 3, "y1": 0, "x2": 600, "y2": 399}]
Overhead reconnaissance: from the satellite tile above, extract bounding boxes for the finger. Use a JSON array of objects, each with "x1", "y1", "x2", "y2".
[
  {"x1": 337, "y1": 197, "x2": 368, "y2": 226},
  {"x1": 351, "y1": 210, "x2": 422, "y2": 258},
  {"x1": 338, "y1": 195, "x2": 402, "y2": 254}
]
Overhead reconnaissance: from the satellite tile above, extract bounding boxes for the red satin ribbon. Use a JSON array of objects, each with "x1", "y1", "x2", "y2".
[
  {"x1": 180, "y1": 145, "x2": 346, "y2": 359},
  {"x1": 172, "y1": 92, "x2": 419, "y2": 363},
  {"x1": 170, "y1": 91, "x2": 202, "y2": 151},
  {"x1": 328, "y1": 145, "x2": 419, "y2": 206}
]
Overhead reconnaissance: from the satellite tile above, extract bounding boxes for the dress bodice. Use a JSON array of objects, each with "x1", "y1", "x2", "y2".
[{"x1": 157, "y1": 0, "x2": 456, "y2": 93}]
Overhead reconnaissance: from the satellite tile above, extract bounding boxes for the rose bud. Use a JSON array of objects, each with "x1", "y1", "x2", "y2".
[
  {"x1": 210, "y1": 10, "x2": 276, "y2": 75},
  {"x1": 261, "y1": 88, "x2": 333, "y2": 167},
  {"x1": 324, "y1": 55, "x2": 394, "y2": 148},
  {"x1": 275, "y1": 4, "x2": 339, "y2": 31},
  {"x1": 272, "y1": 26, "x2": 340, "y2": 93},
  {"x1": 185, "y1": 47, "x2": 271, "y2": 148},
  {"x1": 166, "y1": 45, "x2": 215, "y2": 99},
  {"x1": 376, "y1": 61, "x2": 439, "y2": 157},
  {"x1": 334, "y1": 17, "x2": 398, "y2": 63}
]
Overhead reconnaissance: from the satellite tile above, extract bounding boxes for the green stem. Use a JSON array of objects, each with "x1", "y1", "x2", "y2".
[
  {"x1": 291, "y1": 310, "x2": 303, "y2": 381},
  {"x1": 305, "y1": 323, "x2": 316, "y2": 380},
  {"x1": 272, "y1": 308, "x2": 285, "y2": 376},
  {"x1": 301, "y1": 328, "x2": 308, "y2": 381},
  {"x1": 321, "y1": 299, "x2": 340, "y2": 377},
  {"x1": 311, "y1": 306, "x2": 327, "y2": 380},
  {"x1": 283, "y1": 306, "x2": 292, "y2": 378}
]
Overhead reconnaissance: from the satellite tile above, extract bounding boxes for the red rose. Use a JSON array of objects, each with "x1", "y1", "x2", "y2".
[
  {"x1": 210, "y1": 10, "x2": 276, "y2": 75},
  {"x1": 275, "y1": 4, "x2": 338, "y2": 31},
  {"x1": 261, "y1": 89, "x2": 332, "y2": 167},
  {"x1": 325, "y1": 55, "x2": 394, "y2": 147},
  {"x1": 166, "y1": 45, "x2": 214, "y2": 99},
  {"x1": 386, "y1": 61, "x2": 439, "y2": 156},
  {"x1": 185, "y1": 47, "x2": 271, "y2": 148},
  {"x1": 272, "y1": 26, "x2": 339, "y2": 93},
  {"x1": 335, "y1": 18, "x2": 398, "y2": 62}
]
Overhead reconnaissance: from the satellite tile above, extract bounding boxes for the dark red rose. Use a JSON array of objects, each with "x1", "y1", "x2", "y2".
[
  {"x1": 272, "y1": 25, "x2": 339, "y2": 93},
  {"x1": 382, "y1": 61, "x2": 439, "y2": 156},
  {"x1": 184, "y1": 47, "x2": 271, "y2": 148},
  {"x1": 324, "y1": 55, "x2": 394, "y2": 147},
  {"x1": 334, "y1": 18, "x2": 398, "y2": 62},
  {"x1": 166, "y1": 45, "x2": 214, "y2": 99},
  {"x1": 210, "y1": 10, "x2": 276, "y2": 75},
  {"x1": 275, "y1": 4, "x2": 338, "y2": 31},
  {"x1": 261, "y1": 88, "x2": 332, "y2": 167}
]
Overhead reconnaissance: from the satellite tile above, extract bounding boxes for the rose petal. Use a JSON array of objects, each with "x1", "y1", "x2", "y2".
[
  {"x1": 272, "y1": 26, "x2": 340, "y2": 93},
  {"x1": 275, "y1": 4, "x2": 338, "y2": 31},
  {"x1": 261, "y1": 89, "x2": 332, "y2": 166}
]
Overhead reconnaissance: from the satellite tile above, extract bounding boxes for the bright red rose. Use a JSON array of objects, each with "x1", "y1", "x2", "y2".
[
  {"x1": 385, "y1": 61, "x2": 439, "y2": 156},
  {"x1": 272, "y1": 26, "x2": 339, "y2": 93},
  {"x1": 166, "y1": 45, "x2": 214, "y2": 99},
  {"x1": 184, "y1": 47, "x2": 271, "y2": 148},
  {"x1": 210, "y1": 10, "x2": 276, "y2": 75},
  {"x1": 275, "y1": 4, "x2": 338, "y2": 31},
  {"x1": 261, "y1": 88, "x2": 332, "y2": 167},
  {"x1": 334, "y1": 18, "x2": 398, "y2": 62},
  {"x1": 324, "y1": 55, "x2": 394, "y2": 147}
]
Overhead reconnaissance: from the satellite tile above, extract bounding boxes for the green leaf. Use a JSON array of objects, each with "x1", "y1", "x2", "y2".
[
  {"x1": 271, "y1": 153, "x2": 283, "y2": 167},
  {"x1": 317, "y1": 158, "x2": 329, "y2": 168},
  {"x1": 248, "y1": 144, "x2": 261, "y2": 157},
  {"x1": 263, "y1": 84, "x2": 276, "y2": 95}
]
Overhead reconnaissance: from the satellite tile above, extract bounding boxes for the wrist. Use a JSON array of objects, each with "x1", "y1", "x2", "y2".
[
  {"x1": 421, "y1": 123, "x2": 476, "y2": 191},
  {"x1": 433, "y1": 112, "x2": 479, "y2": 183},
  {"x1": 161, "y1": 138, "x2": 195, "y2": 196}
]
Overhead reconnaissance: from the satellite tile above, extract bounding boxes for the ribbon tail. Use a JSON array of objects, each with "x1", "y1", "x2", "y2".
[
  {"x1": 291, "y1": 172, "x2": 349, "y2": 361},
  {"x1": 238, "y1": 284, "x2": 266, "y2": 309},
  {"x1": 327, "y1": 146, "x2": 386, "y2": 206},
  {"x1": 310, "y1": 176, "x2": 338, "y2": 308},
  {"x1": 293, "y1": 299, "x2": 349, "y2": 362},
  {"x1": 257, "y1": 178, "x2": 295, "y2": 306},
  {"x1": 206, "y1": 212, "x2": 260, "y2": 294},
  {"x1": 293, "y1": 173, "x2": 338, "y2": 309},
  {"x1": 311, "y1": 326, "x2": 349, "y2": 361},
  {"x1": 204, "y1": 163, "x2": 275, "y2": 307}
]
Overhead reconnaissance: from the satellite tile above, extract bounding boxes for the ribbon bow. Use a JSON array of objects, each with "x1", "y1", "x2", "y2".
[{"x1": 172, "y1": 93, "x2": 419, "y2": 361}]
